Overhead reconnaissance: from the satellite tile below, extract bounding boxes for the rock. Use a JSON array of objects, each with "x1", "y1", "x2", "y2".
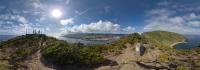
[
  {"x1": 96, "y1": 66, "x2": 112, "y2": 70},
  {"x1": 115, "y1": 46, "x2": 137, "y2": 64},
  {"x1": 120, "y1": 64, "x2": 142, "y2": 70}
]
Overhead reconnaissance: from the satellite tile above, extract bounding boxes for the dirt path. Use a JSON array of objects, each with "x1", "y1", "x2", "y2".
[
  {"x1": 24, "y1": 50, "x2": 54, "y2": 70},
  {"x1": 22, "y1": 43, "x2": 163, "y2": 70},
  {"x1": 97, "y1": 44, "x2": 145, "y2": 70}
]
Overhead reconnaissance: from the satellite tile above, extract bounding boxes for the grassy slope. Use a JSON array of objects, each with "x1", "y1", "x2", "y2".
[
  {"x1": 0, "y1": 34, "x2": 105, "y2": 69},
  {"x1": 0, "y1": 31, "x2": 190, "y2": 69},
  {"x1": 142, "y1": 31, "x2": 186, "y2": 48},
  {"x1": 141, "y1": 31, "x2": 188, "y2": 64},
  {"x1": 0, "y1": 34, "x2": 57, "y2": 69}
]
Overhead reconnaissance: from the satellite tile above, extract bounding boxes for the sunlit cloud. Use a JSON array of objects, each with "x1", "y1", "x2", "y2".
[
  {"x1": 61, "y1": 20, "x2": 135, "y2": 34},
  {"x1": 60, "y1": 18, "x2": 74, "y2": 25}
]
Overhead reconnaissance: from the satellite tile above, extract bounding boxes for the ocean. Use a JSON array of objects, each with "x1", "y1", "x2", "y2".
[
  {"x1": 0, "y1": 35, "x2": 16, "y2": 42},
  {"x1": 175, "y1": 35, "x2": 200, "y2": 50},
  {"x1": 58, "y1": 37, "x2": 116, "y2": 45}
]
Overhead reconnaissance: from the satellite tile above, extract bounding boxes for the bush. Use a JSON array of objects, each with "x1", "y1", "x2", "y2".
[
  {"x1": 104, "y1": 33, "x2": 146, "y2": 53},
  {"x1": 159, "y1": 53, "x2": 171, "y2": 62},
  {"x1": 42, "y1": 41, "x2": 105, "y2": 65},
  {"x1": 176, "y1": 65, "x2": 188, "y2": 70},
  {"x1": 0, "y1": 61, "x2": 11, "y2": 70}
]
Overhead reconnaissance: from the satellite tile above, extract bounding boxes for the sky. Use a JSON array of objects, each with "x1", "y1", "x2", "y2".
[{"x1": 0, "y1": 0, "x2": 200, "y2": 37}]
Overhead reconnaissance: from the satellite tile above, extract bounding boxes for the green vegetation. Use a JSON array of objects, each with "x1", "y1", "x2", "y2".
[
  {"x1": 105, "y1": 33, "x2": 147, "y2": 52},
  {"x1": 118, "y1": 33, "x2": 145, "y2": 44},
  {"x1": 0, "y1": 34, "x2": 57, "y2": 69},
  {"x1": 0, "y1": 61, "x2": 11, "y2": 70},
  {"x1": 0, "y1": 34, "x2": 105, "y2": 69},
  {"x1": 176, "y1": 65, "x2": 188, "y2": 70},
  {"x1": 143, "y1": 31, "x2": 186, "y2": 47},
  {"x1": 142, "y1": 31, "x2": 186, "y2": 51},
  {"x1": 175, "y1": 50, "x2": 193, "y2": 55},
  {"x1": 159, "y1": 53, "x2": 171, "y2": 62},
  {"x1": 194, "y1": 48, "x2": 200, "y2": 54},
  {"x1": 42, "y1": 41, "x2": 105, "y2": 65},
  {"x1": 0, "y1": 31, "x2": 192, "y2": 70},
  {"x1": 141, "y1": 31, "x2": 187, "y2": 63}
]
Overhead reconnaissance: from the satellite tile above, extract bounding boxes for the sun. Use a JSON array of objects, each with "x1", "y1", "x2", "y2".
[{"x1": 51, "y1": 9, "x2": 63, "y2": 18}]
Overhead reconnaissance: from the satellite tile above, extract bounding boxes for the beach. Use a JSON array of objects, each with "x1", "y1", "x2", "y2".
[{"x1": 171, "y1": 41, "x2": 187, "y2": 48}]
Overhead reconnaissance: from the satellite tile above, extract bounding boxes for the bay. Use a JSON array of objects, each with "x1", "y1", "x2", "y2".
[{"x1": 175, "y1": 35, "x2": 200, "y2": 50}]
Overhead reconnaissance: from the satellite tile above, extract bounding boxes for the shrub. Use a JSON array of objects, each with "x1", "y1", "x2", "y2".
[
  {"x1": 0, "y1": 61, "x2": 11, "y2": 70},
  {"x1": 104, "y1": 33, "x2": 146, "y2": 53},
  {"x1": 159, "y1": 53, "x2": 171, "y2": 62},
  {"x1": 42, "y1": 41, "x2": 105, "y2": 65},
  {"x1": 176, "y1": 65, "x2": 188, "y2": 70}
]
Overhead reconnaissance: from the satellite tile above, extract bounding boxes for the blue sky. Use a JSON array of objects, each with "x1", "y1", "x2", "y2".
[{"x1": 0, "y1": 0, "x2": 200, "y2": 37}]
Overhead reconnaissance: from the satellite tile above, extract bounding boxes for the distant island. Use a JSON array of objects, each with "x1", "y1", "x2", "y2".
[{"x1": 62, "y1": 33, "x2": 126, "y2": 41}]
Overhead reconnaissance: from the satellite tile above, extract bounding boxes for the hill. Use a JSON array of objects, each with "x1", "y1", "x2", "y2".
[
  {"x1": 106, "y1": 31, "x2": 186, "y2": 52},
  {"x1": 62, "y1": 33, "x2": 126, "y2": 41},
  {"x1": 0, "y1": 34, "x2": 105, "y2": 70},
  {"x1": 142, "y1": 31, "x2": 186, "y2": 48},
  {"x1": 1, "y1": 31, "x2": 199, "y2": 70},
  {"x1": 0, "y1": 34, "x2": 57, "y2": 69},
  {"x1": 96, "y1": 31, "x2": 196, "y2": 70}
]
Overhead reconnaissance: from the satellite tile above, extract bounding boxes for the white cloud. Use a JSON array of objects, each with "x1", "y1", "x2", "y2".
[
  {"x1": 123, "y1": 26, "x2": 135, "y2": 33},
  {"x1": 31, "y1": 0, "x2": 43, "y2": 10},
  {"x1": 144, "y1": 9, "x2": 200, "y2": 35},
  {"x1": 0, "y1": 14, "x2": 34, "y2": 35},
  {"x1": 61, "y1": 20, "x2": 136, "y2": 34},
  {"x1": 0, "y1": 14, "x2": 30, "y2": 25},
  {"x1": 62, "y1": 20, "x2": 120, "y2": 34},
  {"x1": 148, "y1": 8, "x2": 174, "y2": 17},
  {"x1": 60, "y1": 18, "x2": 74, "y2": 25},
  {"x1": 188, "y1": 21, "x2": 200, "y2": 27},
  {"x1": 32, "y1": 2, "x2": 41, "y2": 9},
  {"x1": 65, "y1": 0, "x2": 71, "y2": 5},
  {"x1": 18, "y1": 16, "x2": 29, "y2": 24}
]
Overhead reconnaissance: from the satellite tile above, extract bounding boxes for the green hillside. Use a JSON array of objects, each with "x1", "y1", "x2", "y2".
[
  {"x1": 142, "y1": 31, "x2": 186, "y2": 48},
  {"x1": 0, "y1": 34, "x2": 57, "y2": 69},
  {"x1": 0, "y1": 34, "x2": 104, "y2": 70},
  {"x1": 102, "y1": 31, "x2": 186, "y2": 53},
  {"x1": 0, "y1": 31, "x2": 190, "y2": 70}
]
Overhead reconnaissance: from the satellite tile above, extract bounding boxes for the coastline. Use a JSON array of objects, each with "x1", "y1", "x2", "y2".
[{"x1": 171, "y1": 41, "x2": 187, "y2": 48}]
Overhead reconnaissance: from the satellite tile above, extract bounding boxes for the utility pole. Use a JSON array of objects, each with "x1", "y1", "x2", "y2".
[
  {"x1": 33, "y1": 29, "x2": 34, "y2": 34},
  {"x1": 38, "y1": 30, "x2": 40, "y2": 34},
  {"x1": 26, "y1": 29, "x2": 27, "y2": 35}
]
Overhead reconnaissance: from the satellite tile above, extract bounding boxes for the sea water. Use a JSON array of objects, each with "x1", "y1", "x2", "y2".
[{"x1": 175, "y1": 35, "x2": 200, "y2": 50}]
